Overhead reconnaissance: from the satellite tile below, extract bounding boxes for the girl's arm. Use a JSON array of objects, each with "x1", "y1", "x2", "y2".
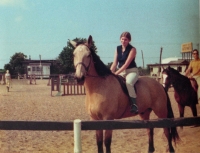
[{"x1": 110, "y1": 50, "x2": 118, "y2": 73}]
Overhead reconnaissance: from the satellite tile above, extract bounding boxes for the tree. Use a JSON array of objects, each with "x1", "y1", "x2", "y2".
[
  {"x1": 4, "y1": 52, "x2": 27, "y2": 76},
  {"x1": 58, "y1": 38, "x2": 97, "y2": 74}
]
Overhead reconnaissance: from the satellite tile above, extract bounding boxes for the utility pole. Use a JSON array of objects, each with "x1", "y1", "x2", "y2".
[
  {"x1": 39, "y1": 55, "x2": 42, "y2": 79},
  {"x1": 158, "y1": 47, "x2": 163, "y2": 78},
  {"x1": 159, "y1": 47, "x2": 163, "y2": 66},
  {"x1": 141, "y1": 50, "x2": 144, "y2": 68}
]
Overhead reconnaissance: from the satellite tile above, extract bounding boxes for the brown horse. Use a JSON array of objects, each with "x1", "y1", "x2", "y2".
[
  {"x1": 70, "y1": 35, "x2": 179, "y2": 153},
  {"x1": 162, "y1": 66, "x2": 198, "y2": 118}
]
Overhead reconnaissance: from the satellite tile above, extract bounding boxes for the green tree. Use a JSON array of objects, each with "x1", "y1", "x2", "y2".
[
  {"x1": 4, "y1": 52, "x2": 27, "y2": 76},
  {"x1": 58, "y1": 38, "x2": 97, "y2": 74}
]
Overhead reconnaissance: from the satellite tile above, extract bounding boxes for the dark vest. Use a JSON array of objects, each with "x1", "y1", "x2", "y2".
[{"x1": 117, "y1": 44, "x2": 137, "y2": 68}]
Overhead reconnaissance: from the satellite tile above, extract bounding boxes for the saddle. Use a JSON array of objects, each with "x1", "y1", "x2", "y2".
[{"x1": 114, "y1": 75, "x2": 137, "y2": 97}]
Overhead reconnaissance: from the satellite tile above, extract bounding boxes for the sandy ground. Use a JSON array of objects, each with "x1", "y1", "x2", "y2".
[{"x1": 0, "y1": 79, "x2": 200, "y2": 153}]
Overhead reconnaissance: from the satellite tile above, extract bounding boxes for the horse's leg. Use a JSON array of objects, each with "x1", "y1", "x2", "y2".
[
  {"x1": 190, "y1": 104, "x2": 197, "y2": 117},
  {"x1": 104, "y1": 130, "x2": 112, "y2": 153},
  {"x1": 96, "y1": 130, "x2": 104, "y2": 153},
  {"x1": 154, "y1": 106, "x2": 175, "y2": 152},
  {"x1": 163, "y1": 127, "x2": 175, "y2": 153},
  {"x1": 139, "y1": 109, "x2": 155, "y2": 153},
  {"x1": 178, "y1": 103, "x2": 184, "y2": 118}
]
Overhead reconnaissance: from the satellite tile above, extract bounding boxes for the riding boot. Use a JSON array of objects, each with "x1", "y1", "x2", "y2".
[{"x1": 130, "y1": 97, "x2": 138, "y2": 113}]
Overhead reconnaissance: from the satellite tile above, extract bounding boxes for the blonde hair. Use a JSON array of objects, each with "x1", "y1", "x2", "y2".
[{"x1": 120, "y1": 32, "x2": 131, "y2": 41}]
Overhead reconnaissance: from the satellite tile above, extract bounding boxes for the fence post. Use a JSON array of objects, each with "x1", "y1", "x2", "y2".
[
  {"x1": 74, "y1": 119, "x2": 82, "y2": 153},
  {"x1": 30, "y1": 75, "x2": 32, "y2": 84},
  {"x1": 56, "y1": 75, "x2": 62, "y2": 96},
  {"x1": 47, "y1": 76, "x2": 51, "y2": 86}
]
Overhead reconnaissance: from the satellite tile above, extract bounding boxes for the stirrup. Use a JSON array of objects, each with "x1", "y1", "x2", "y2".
[{"x1": 130, "y1": 104, "x2": 138, "y2": 113}]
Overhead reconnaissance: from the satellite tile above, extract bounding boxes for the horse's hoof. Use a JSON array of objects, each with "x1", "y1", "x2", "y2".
[
  {"x1": 167, "y1": 146, "x2": 175, "y2": 153},
  {"x1": 148, "y1": 147, "x2": 155, "y2": 153}
]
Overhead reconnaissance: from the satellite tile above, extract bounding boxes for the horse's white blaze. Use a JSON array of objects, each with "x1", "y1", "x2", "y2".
[
  {"x1": 162, "y1": 74, "x2": 167, "y2": 87},
  {"x1": 75, "y1": 64, "x2": 85, "y2": 78}
]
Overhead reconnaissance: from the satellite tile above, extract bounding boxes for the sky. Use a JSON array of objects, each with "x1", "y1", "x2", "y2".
[{"x1": 0, "y1": 0, "x2": 199, "y2": 69}]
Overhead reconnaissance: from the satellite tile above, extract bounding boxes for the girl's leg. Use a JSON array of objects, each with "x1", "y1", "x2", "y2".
[{"x1": 126, "y1": 69, "x2": 139, "y2": 113}]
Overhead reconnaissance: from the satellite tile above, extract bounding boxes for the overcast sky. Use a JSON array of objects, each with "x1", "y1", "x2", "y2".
[{"x1": 0, "y1": 0, "x2": 199, "y2": 69}]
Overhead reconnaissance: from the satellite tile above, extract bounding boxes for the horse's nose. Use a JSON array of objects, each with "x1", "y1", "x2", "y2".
[{"x1": 74, "y1": 72, "x2": 83, "y2": 79}]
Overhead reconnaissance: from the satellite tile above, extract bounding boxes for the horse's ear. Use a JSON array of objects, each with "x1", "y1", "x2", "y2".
[
  {"x1": 87, "y1": 35, "x2": 93, "y2": 48},
  {"x1": 69, "y1": 40, "x2": 77, "y2": 48},
  {"x1": 167, "y1": 65, "x2": 170, "y2": 70}
]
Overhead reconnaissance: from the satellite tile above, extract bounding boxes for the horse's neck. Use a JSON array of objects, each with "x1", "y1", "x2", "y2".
[
  {"x1": 84, "y1": 63, "x2": 101, "y2": 92},
  {"x1": 172, "y1": 75, "x2": 191, "y2": 90}
]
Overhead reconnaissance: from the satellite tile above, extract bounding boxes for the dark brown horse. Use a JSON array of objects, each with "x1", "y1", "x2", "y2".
[
  {"x1": 70, "y1": 35, "x2": 179, "y2": 153},
  {"x1": 162, "y1": 66, "x2": 198, "y2": 118}
]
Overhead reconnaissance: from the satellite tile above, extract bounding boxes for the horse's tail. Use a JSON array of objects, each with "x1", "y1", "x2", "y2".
[{"x1": 165, "y1": 88, "x2": 180, "y2": 144}]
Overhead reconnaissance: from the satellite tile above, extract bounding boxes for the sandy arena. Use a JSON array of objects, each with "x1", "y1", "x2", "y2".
[{"x1": 0, "y1": 79, "x2": 200, "y2": 153}]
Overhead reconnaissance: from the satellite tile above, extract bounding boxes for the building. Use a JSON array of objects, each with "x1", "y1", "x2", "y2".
[
  {"x1": 147, "y1": 57, "x2": 189, "y2": 78},
  {"x1": 22, "y1": 59, "x2": 55, "y2": 78},
  {"x1": 147, "y1": 42, "x2": 195, "y2": 79}
]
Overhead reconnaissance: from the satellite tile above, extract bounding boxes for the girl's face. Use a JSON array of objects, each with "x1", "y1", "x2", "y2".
[
  {"x1": 120, "y1": 36, "x2": 130, "y2": 47},
  {"x1": 192, "y1": 51, "x2": 199, "y2": 59}
]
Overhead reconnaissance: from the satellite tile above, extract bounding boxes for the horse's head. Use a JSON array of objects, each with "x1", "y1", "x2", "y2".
[
  {"x1": 162, "y1": 66, "x2": 172, "y2": 90},
  {"x1": 166, "y1": 66, "x2": 180, "y2": 76},
  {"x1": 162, "y1": 66, "x2": 182, "y2": 90},
  {"x1": 70, "y1": 35, "x2": 93, "y2": 84}
]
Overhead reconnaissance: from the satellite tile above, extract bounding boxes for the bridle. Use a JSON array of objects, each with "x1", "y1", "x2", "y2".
[
  {"x1": 75, "y1": 54, "x2": 92, "y2": 73},
  {"x1": 74, "y1": 44, "x2": 100, "y2": 78}
]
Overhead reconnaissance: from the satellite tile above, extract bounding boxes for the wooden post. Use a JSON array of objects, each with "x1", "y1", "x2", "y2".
[
  {"x1": 141, "y1": 50, "x2": 144, "y2": 68},
  {"x1": 56, "y1": 75, "x2": 62, "y2": 96},
  {"x1": 51, "y1": 78, "x2": 55, "y2": 91},
  {"x1": 33, "y1": 74, "x2": 36, "y2": 84},
  {"x1": 30, "y1": 75, "x2": 32, "y2": 84},
  {"x1": 158, "y1": 47, "x2": 163, "y2": 79},
  {"x1": 63, "y1": 83, "x2": 65, "y2": 95}
]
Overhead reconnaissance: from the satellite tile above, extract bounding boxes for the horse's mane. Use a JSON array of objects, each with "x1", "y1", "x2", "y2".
[
  {"x1": 90, "y1": 49, "x2": 113, "y2": 77},
  {"x1": 167, "y1": 67, "x2": 192, "y2": 89},
  {"x1": 75, "y1": 42, "x2": 129, "y2": 95},
  {"x1": 90, "y1": 49, "x2": 129, "y2": 96},
  {"x1": 75, "y1": 41, "x2": 112, "y2": 77},
  {"x1": 168, "y1": 67, "x2": 188, "y2": 80}
]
